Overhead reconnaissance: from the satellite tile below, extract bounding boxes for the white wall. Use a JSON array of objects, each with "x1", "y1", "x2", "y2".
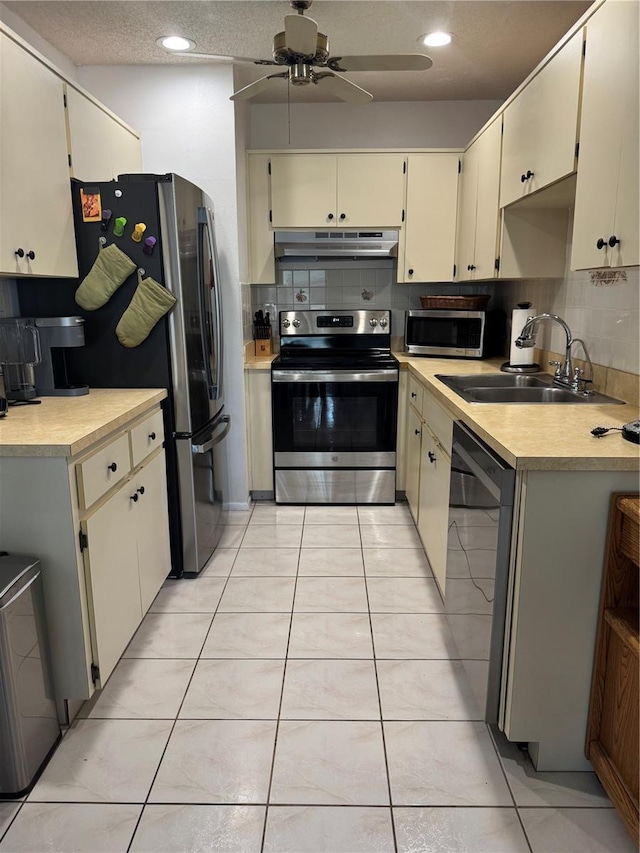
[
  {"x1": 0, "y1": 2, "x2": 78, "y2": 80},
  {"x1": 78, "y1": 64, "x2": 250, "y2": 507},
  {"x1": 248, "y1": 99, "x2": 502, "y2": 149}
]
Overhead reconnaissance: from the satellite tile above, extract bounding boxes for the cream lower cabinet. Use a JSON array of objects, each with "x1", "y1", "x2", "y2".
[
  {"x1": 270, "y1": 153, "x2": 406, "y2": 228},
  {"x1": 245, "y1": 369, "x2": 274, "y2": 497},
  {"x1": 398, "y1": 153, "x2": 459, "y2": 283},
  {"x1": 571, "y1": 0, "x2": 639, "y2": 270},
  {"x1": 0, "y1": 30, "x2": 77, "y2": 278},
  {"x1": 405, "y1": 404, "x2": 423, "y2": 522}
]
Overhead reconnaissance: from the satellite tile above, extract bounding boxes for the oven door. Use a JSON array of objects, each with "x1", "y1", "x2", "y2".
[{"x1": 271, "y1": 368, "x2": 398, "y2": 504}]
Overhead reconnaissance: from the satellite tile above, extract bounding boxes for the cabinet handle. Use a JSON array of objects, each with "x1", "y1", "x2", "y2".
[
  {"x1": 130, "y1": 493, "x2": 139, "y2": 502},
  {"x1": 14, "y1": 248, "x2": 24, "y2": 258},
  {"x1": 137, "y1": 486, "x2": 145, "y2": 495},
  {"x1": 608, "y1": 235, "x2": 620, "y2": 248},
  {"x1": 327, "y1": 213, "x2": 334, "y2": 220},
  {"x1": 596, "y1": 238, "x2": 607, "y2": 250},
  {"x1": 107, "y1": 462, "x2": 117, "y2": 472},
  {"x1": 467, "y1": 264, "x2": 476, "y2": 271},
  {"x1": 26, "y1": 250, "x2": 35, "y2": 260},
  {"x1": 428, "y1": 451, "x2": 436, "y2": 463},
  {"x1": 149, "y1": 432, "x2": 157, "y2": 440},
  {"x1": 520, "y1": 170, "x2": 534, "y2": 182},
  {"x1": 408, "y1": 268, "x2": 414, "y2": 276},
  {"x1": 411, "y1": 392, "x2": 417, "y2": 398},
  {"x1": 339, "y1": 213, "x2": 346, "y2": 221},
  {"x1": 414, "y1": 428, "x2": 421, "y2": 436}
]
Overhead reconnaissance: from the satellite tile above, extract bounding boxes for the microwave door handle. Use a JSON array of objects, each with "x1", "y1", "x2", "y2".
[{"x1": 202, "y1": 206, "x2": 223, "y2": 404}]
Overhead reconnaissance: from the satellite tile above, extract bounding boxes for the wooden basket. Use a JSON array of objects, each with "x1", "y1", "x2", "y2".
[{"x1": 420, "y1": 294, "x2": 491, "y2": 310}]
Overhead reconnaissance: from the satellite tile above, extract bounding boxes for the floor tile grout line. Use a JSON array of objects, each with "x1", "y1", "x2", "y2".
[
  {"x1": 486, "y1": 724, "x2": 535, "y2": 853},
  {"x1": 12, "y1": 800, "x2": 618, "y2": 810},
  {"x1": 359, "y1": 516, "x2": 399, "y2": 853},
  {"x1": 0, "y1": 800, "x2": 23, "y2": 844},
  {"x1": 259, "y1": 518, "x2": 303, "y2": 853}
]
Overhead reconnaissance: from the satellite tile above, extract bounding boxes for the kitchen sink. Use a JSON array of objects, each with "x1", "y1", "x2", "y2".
[{"x1": 435, "y1": 373, "x2": 625, "y2": 404}]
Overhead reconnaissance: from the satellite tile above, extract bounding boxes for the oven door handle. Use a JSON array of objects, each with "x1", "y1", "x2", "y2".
[{"x1": 272, "y1": 370, "x2": 398, "y2": 383}]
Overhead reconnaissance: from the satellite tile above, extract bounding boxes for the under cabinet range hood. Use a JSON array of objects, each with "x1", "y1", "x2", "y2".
[{"x1": 275, "y1": 230, "x2": 399, "y2": 262}]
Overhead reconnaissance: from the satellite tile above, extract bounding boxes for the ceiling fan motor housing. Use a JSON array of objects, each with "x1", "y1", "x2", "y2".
[{"x1": 273, "y1": 30, "x2": 329, "y2": 64}]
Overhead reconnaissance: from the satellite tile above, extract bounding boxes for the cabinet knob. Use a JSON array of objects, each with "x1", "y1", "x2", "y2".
[
  {"x1": 149, "y1": 432, "x2": 157, "y2": 441},
  {"x1": 107, "y1": 462, "x2": 117, "y2": 472},
  {"x1": 408, "y1": 269, "x2": 414, "y2": 276},
  {"x1": 428, "y1": 451, "x2": 436, "y2": 463},
  {"x1": 14, "y1": 248, "x2": 24, "y2": 258},
  {"x1": 327, "y1": 213, "x2": 334, "y2": 220},
  {"x1": 520, "y1": 170, "x2": 534, "y2": 182},
  {"x1": 130, "y1": 493, "x2": 139, "y2": 502},
  {"x1": 596, "y1": 238, "x2": 607, "y2": 250},
  {"x1": 414, "y1": 428, "x2": 421, "y2": 436},
  {"x1": 26, "y1": 250, "x2": 35, "y2": 260},
  {"x1": 339, "y1": 213, "x2": 346, "y2": 221},
  {"x1": 137, "y1": 486, "x2": 145, "y2": 495},
  {"x1": 608, "y1": 235, "x2": 620, "y2": 248}
]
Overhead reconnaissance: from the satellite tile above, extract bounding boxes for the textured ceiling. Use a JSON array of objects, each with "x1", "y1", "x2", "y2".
[{"x1": 5, "y1": 0, "x2": 593, "y2": 102}]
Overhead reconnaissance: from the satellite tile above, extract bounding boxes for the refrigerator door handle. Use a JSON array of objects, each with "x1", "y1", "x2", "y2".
[
  {"x1": 196, "y1": 212, "x2": 216, "y2": 399},
  {"x1": 203, "y1": 206, "x2": 223, "y2": 404},
  {"x1": 191, "y1": 415, "x2": 230, "y2": 454}
]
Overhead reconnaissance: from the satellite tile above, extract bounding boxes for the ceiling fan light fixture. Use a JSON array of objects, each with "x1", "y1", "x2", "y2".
[
  {"x1": 157, "y1": 36, "x2": 196, "y2": 53},
  {"x1": 420, "y1": 31, "x2": 452, "y2": 47}
]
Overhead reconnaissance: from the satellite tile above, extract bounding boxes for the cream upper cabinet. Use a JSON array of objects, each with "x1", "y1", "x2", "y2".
[
  {"x1": 398, "y1": 153, "x2": 459, "y2": 283},
  {"x1": 500, "y1": 29, "x2": 584, "y2": 208},
  {"x1": 247, "y1": 154, "x2": 276, "y2": 283},
  {"x1": 0, "y1": 32, "x2": 78, "y2": 278},
  {"x1": 66, "y1": 86, "x2": 142, "y2": 182},
  {"x1": 270, "y1": 153, "x2": 406, "y2": 228},
  {"x1": 571, "y1": 0, "x2": 639, "y2": 270},
  {"x1": 456, "y1": 118, "x2": 502, "y2": 281}
]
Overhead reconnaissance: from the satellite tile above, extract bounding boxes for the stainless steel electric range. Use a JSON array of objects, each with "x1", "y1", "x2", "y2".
[{"x1": 271, "y1": 309, "x2": 399, "y2": 504}]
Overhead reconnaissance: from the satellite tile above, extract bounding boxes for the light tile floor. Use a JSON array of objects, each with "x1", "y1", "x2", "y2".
[{"x1": 0, "y1": 502, "x2": 635, "y2": 852}]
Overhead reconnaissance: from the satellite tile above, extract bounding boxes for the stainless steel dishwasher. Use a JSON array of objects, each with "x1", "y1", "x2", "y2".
[
  {"x1": 0, "y1": 554, "x2": 61, "y2": 796},
  {"x1": 444, "y1": 422, "x2": 516, "y2": 724}
]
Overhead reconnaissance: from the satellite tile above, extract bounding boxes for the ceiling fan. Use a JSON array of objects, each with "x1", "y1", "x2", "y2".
[{"x1": 185, "y1": 0, "x2": 433, "y2": 104}]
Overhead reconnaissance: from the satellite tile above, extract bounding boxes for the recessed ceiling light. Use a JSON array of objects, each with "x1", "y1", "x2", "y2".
[
  {"x1": 156, "y1": 36, "x2": 196, "y2": 52},
  {"x1": 420, "y1": 32, "x2": 452, "y2": 47}
]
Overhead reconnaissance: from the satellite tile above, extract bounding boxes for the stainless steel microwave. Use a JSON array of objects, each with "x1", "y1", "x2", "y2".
[{"x1": 404, "y1": 309, "x2": 505, "y2": 358}]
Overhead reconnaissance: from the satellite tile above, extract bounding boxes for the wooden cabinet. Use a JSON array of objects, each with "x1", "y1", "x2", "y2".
[
  {"x1": 270, "y1": 153, "x2": 406, "y2": 228},
  {"x1": 455, "y1": 118, "x2": 502, "y2": 282},
  {"x1": 586, "y1": 493, "x2": 639, "y2": 844},
  {"x1": 571, "y1": 0, "x2": 639, "y2": 270},
  {"x1": 65, "y1": 86, "x2": 142, "y2": 182},
  {"x1": 500, "y1": 28, "x2": 584, "y2": 208},
  {"x1": 398, "y1": 153, "x2": 459, "y2": 283},
  {"x1": 0, "y1": 30, "x2": 78, "y2": 278}
]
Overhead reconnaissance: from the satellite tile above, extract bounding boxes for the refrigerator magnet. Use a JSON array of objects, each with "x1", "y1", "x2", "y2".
[{"x1": 80, "y1": 187, "x2": 102, "y2": 222}]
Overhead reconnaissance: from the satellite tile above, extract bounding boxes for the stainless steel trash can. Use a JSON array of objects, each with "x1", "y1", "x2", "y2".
[{"x1": 0, "y1": 554, "x2": 61, "y2": 796}]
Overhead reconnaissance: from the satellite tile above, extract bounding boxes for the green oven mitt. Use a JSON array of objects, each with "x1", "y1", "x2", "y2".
[
  {"x1": 115, "y1": 276, "x2": 177, "y2": 348},
  {"x1": 75, "y1": 244, "x2": 136, "y2": 311}
]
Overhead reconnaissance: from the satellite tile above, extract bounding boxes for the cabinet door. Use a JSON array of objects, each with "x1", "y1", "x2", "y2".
[
  {"x1": 134, "y1": 451, "x2": 171, "y2": 613},
  {"x1": 247, "y1": 154, "x2": 276, "y2": 284},
  {"x1": 455, "y1": 147, "x2": 479, "y2": 282},
  {"x1": 473, "y1": 117, "x2": 503, "y2": 279},
  {"x1": 405, "y1": 404, "x2": 422, "y2": 522},
  {"x1": 66, "y1": 86, "x2": 141, "y2": 182},
  {"x1": 402, "y1": 154, "x2": 459, "y2": 282},
  {"x1": 336, "y1": 154, "x2": 406, "y2": 227},
  {"x1": 0, "y1": 33, "x2": 77, "y2": 277},
  {"x1": 417, "y1": 426, "x2": 451, "y2": 596},
  {"x1": 572, "y1": 0, "x2": 639, "y2": 270},
  {"x1": 500, "y1": 29, "x2": 583, "y2": 207},
  {"x1": 82, "y1": 484, "x2": 141, "y2": 685},
  {"x1": 270, "y1": 155, "x2": 337, "y2": 227}
]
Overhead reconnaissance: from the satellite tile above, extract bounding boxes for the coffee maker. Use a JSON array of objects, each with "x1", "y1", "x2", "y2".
[
  {"x1": 0, "y1": 318, "x2": 41, "y2": 401},
  {"x1": 32, "y1": 317, "x2": 89, "y2": 397}
]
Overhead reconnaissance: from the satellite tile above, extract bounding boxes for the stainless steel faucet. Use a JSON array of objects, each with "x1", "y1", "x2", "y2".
[{"x1": 515, "y1": 312, "x2": 594, "y2": 395}]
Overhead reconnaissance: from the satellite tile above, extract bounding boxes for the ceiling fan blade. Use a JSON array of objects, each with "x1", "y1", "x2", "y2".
[
  {"x1": 284, "y1": 13, "x2": 318, "y2": 56},
  {"x1": 178, "y1": 52, "x2": 277, "y2": 65},
  {"x1": 230, "y1": 73, "x2": 288, "y2": 102},
  {"x1": 328, "y1": 54, "x2": 433, "y2": 72},
  {"x1": 314, "y1": 73, "x2": 373, "y2": 105}
]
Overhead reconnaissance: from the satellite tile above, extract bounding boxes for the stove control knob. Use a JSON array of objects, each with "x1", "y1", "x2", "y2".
[
  {"x1": 282, "y1": 319, "x2": 291, "y2": 328},
  {"x1": 379, "y1": 317, "x2": 388, "y2": 328},
  {"x1": 292, "y1": 319, "x2": 301, "y2": 328},
  {"x1": 369, "y1": 318, "x2": 378, "y2": 327}
]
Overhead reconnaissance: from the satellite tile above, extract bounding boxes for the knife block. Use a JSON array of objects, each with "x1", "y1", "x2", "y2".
[{"x1": 254, "y1": 337, "x2": 273, "y2": 357}]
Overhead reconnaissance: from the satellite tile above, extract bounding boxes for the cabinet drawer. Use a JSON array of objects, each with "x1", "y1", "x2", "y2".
[
  {"x1": 130, "y1": 409, "x2": 164, "y2": 468},
  {"x1": 77, "y1": 433, "x2": 131, "y2": 510},
  {"x1": 408, "y1": 375, "x2": 424, "y2": 414},
  {"x1": 422, "y1": 391, "x2": 453, "y2": 454}
]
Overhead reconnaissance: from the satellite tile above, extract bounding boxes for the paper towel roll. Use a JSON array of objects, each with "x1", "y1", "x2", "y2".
[{"x1": 509, "y1": 305, "x2": 536, "y2": 365}]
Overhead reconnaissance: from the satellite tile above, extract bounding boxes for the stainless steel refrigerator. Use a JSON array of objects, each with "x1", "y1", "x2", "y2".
[{"x1": 19, "y1": 173, "x2": 230, "y2": 577}]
